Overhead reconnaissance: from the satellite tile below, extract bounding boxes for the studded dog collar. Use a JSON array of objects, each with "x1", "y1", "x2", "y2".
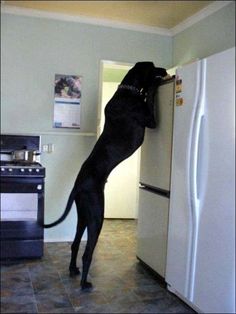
[{"x1": 117, "y1": 84, "x2": 141, "y2": 96}]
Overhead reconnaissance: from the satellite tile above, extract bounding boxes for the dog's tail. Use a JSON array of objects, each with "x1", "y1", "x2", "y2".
[{"x1": 43, "y1": 188, "x2": 75, "y2": 228}]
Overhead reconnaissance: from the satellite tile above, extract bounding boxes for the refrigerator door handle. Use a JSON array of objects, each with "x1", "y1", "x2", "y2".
[
  {"x1": 188, "y1": 59, "x2": 206, "y2": 300},
  {"x1": 196, "y1": 115, "x2": 205, "y2": 201},
  {"x1": 191, "y1": 111, "x2": 205, "y2": 206}
]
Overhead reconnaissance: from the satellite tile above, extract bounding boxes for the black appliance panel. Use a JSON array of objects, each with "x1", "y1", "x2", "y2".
[
  {"x1": 0, "y1": 176, "x2": 45, "y2": 259},
  {"x1": 0, "y1": 134, "x2": 40, "y2": 153}
]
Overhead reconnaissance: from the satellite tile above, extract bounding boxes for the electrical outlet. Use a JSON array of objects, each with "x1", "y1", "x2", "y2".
[
  {"x1": 42, "y1": 144, "x2": 48, "y2": 152},
  {"x1": 42, "y1": 144, "x2": 54, "y2": 153},
  {"x1": 48, "y1": 144, "x2": 54, "y2": 153}
]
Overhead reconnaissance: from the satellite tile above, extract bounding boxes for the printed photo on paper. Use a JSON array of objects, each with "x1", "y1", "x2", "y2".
[{"x1": 53, "y1": 74, "x2": 82, "y2": 128}]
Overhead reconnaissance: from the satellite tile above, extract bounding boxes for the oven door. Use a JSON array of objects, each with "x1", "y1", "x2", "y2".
[{"x1": 0, "y1": 177, "x2": 44, "y2": 259}]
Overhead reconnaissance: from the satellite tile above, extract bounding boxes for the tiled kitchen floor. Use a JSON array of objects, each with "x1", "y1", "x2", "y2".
[{"x1": 1, "y1": 220, "x2": 195, "y2": 313}]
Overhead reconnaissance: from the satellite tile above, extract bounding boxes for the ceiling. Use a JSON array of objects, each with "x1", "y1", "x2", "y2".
[{"x1": 3, "y1": 1, "x2": 214, "y2": 29}]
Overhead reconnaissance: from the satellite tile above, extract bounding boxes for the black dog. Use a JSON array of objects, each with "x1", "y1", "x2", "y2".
[{"x1": 44, "y1": 62, "x2": 168, "y2": 290}]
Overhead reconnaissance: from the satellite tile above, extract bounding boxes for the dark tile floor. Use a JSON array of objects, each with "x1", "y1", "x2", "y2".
[{"x1": 1, "y1": 219, "x2": 195, "y2": 313}]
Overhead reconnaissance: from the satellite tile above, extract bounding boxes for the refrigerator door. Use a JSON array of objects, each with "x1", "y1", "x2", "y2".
[
  {"x1": 137, "y1": 188, "x2": 169, "y2": 277},
  {"x1": 166, "y1": 59, "x2": 203, "y2": 298},
  {"x1": 166, "y1": 47, "x2": 235, "y2": 313},
  {"x1": 139, "y1": 80, "x2": 174, "y2": 191},
  {"x1": 192, "y1": 47, "x2": 235, "y2": 313}
]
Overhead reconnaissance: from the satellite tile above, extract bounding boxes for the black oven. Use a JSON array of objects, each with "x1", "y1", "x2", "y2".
[{"x1": 0, "y1": 134, "x2": 45, "y2": 259}]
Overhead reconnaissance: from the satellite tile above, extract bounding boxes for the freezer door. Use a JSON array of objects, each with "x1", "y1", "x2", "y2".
[
  {"x1": 192, "y1": 47, "x2": 235, "y2": 314},
  {"x1": 140, "y1": 80, "x2": 174, "y2": 190},
  {"x1": 137, "y1": 188, "x2": 169, "y2": 278}
]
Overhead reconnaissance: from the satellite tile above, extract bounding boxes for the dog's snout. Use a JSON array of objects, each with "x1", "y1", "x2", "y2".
[
  {"x1": 163, "y1": 74, "x2": 172, "y2": 80},
  {"x1": 154, "y1": 67, "x2": 168, "y2": 79}
]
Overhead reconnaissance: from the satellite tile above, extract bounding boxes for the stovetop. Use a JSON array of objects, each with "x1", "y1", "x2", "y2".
[
  {"x1": 1, "y1": 160, "x2": 42, "y2": 167},
  {"x1": 0, "y1": 135, "x2": 46, "y2": 178},
  {"x1": 0, "y1": 161, "x2": 45, "y2": 178}
]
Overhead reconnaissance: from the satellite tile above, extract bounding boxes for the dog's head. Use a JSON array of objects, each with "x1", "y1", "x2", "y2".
[
  {"x1": 119, "y1": 62, "x2": 169, "y2": 128},
  {"x1": 129, "y1": 62, "x2": 168, "y2": 128},
  {"x1": 153, "y1": 66, "x2": 169, "y2": 81},
  {"x1": 128, "y1": 62, "x2": 168, "y2": 90}
]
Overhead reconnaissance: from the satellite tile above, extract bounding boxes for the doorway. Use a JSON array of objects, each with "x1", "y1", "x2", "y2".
[{"x1": 98, "y1": 61, "x2": 141, "y2": 219}]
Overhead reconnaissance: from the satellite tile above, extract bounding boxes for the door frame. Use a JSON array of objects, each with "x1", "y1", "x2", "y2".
[
  {"x1": 97, "y1": 60, "x2": 142, "y2": 218},
  {"x1": 97, "y1": 60, "x2": 133, "y2": 137}
]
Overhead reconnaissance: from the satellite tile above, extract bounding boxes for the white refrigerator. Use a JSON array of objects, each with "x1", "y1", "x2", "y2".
[
  {"x1": 166, "y1": 47, "x2": 235, "y2": 313},
  {"x1": 137, "y1": 47, "x2": 235, "y2": 313},
  {"x1": 137, "y1": 78, "x2": 175, "y2": 278}
]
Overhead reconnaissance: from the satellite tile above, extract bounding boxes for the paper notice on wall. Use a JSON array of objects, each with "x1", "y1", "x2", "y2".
[{"x1": 53, "y1": 74, "x2": 82, "y2": 128}]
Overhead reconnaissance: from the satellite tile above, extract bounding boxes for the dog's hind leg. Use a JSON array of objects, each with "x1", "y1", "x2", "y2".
[
  {"x1": 69, "y1": 217, "x2": 87, "y2": 277},
  {"x1": 80, "y1": 191, "x2": 104, "y2": 290},
  {"x1": 81, "y1": 220, "x2": 103, "y2": 290}
]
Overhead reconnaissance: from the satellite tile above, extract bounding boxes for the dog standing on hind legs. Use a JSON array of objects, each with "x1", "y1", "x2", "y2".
[{"x1": 43, "y1": 62, "x2": 168, "y2": 290}]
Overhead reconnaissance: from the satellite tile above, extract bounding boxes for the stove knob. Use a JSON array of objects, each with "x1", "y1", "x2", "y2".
[
  {"x1": 28, "y1": 169, "x2": 32, "y2": 172},
  {"x1": 9, "y1": 168, "x2": 13, "y2": 172},
  {"x1": 20, "y1": 168, "x2": 25, "y2": 172},
  {"x1": 1, "y1": 168, "x2": 5, "y2": 172},
  {"x1": 36, "y1": 169, "x2": 40, "y2": 172}
]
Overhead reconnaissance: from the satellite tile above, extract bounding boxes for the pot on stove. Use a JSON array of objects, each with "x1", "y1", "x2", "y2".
[{"x1": 11, "y1": 150, "x2": 40, "y2": 163}]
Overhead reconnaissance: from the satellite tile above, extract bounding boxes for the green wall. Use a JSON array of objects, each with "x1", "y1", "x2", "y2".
[
  {"x1": 103, "y1": 68, "x2": 129, "y2": 83},
  {"x1": 1, "y1": 2, "x2": 235, "y2": 241},
  {"x1": 1, "y1": 14, "x2": 172, "y2": 135},
  {"x1": 173, "y1": 1, "x2": 235, "y2": 66},
  {"x1": 1, "y1": 13, "x2": 172, "y2": 241}
]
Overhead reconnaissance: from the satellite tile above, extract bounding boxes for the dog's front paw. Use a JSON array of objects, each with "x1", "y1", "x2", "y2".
[
  {"x1": 81, "y1": 281, "x2": 93, "y2": 291},
  {"x1": 69, "y1": 267, "x2": 81, "y2": 277}
]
